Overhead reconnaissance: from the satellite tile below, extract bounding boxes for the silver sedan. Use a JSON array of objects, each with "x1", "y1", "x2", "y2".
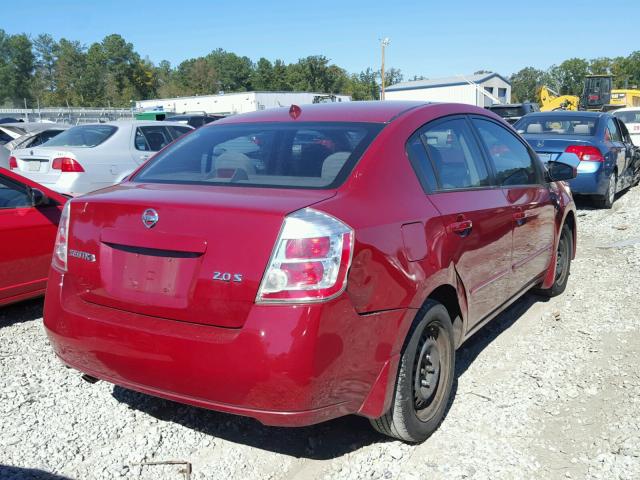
[{"x1": 10, "y1": 120, "x2": 193, "y2": 196}]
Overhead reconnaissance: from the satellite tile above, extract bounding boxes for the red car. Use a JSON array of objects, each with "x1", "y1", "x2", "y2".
[
  {"x1": 0, "y1": 168, "x2": 67, "y2": 307},
  {"x1": 44, "y1": 102, "x2": 578, "y2": 442}
]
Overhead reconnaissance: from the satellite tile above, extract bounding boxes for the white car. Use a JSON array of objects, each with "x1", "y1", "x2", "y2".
[
  {"x1": 9, "y1": 120, "x2": 193, "y2": 196},
  {"x1": 0, "y1": 122, "x2": 69, "y2": 169},
  {"x1": 613, "y1": 107, "x2": 640, "y2": 145}
]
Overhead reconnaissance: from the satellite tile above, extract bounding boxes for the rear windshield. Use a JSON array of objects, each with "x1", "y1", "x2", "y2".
[
  {"x1": 43, "y1": 125, "x2": 117, "y2": 147},
  {"x1": 613, "y1": 110, "x2": 640, "y2": 124},
  {"x1": 515, "y1": 116, "x2": 597, "y2": 136},
  {"x1": 490, "y1": 106, "x2": 525, "y2": 118},
  {"x1": 133, "y1": 122, "x2": 384, "y2": 189}
]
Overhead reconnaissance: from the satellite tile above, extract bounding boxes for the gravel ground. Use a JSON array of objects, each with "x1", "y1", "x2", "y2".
[{"x1": 1, "y1": 186, "x2": 639, "y2": 480}]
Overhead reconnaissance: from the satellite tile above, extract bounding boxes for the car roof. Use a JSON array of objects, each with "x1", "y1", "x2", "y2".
[
  {"x1": 212, "y1": 101, "x2": 428, "y2": 125},
  {"x1": 612, "y1": 107, "x2": 640, "y2": 113}
]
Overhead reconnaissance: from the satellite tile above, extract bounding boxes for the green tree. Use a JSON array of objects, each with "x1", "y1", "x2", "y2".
[
  {"x1": 548, "y1": 58, "x2": 589, "y2": 95},
  {"x1": 509, "y1": 67, "x2": 548, "y2": 102},
  {"x1": 251, "y1": 57, "x2": 274, "y2": 90}
]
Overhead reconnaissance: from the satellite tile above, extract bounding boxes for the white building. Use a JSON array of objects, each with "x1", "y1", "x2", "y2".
[
  {"x1": 384, "y1": 73, "x2": 511, "y2": 107},
  {"x1": 135, "y1": 91, "x2": 351, "y2": 116}
]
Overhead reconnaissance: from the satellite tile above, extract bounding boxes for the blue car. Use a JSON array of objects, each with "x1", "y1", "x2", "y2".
[{"x1": 514, "y1": 111, "x2": 639, "y2": 208}]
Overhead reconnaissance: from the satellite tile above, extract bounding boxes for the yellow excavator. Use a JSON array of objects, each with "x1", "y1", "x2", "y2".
[
  {"x1": 539, "y1": 75, "x2": 640, "y2": 112},
  {"x1": 538, "y1": 86, "x2": 579, "y2": 111}
]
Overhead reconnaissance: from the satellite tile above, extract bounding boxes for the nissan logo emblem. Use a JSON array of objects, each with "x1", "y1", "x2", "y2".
[{"x1": 141, "y1": 208, "x2": 159, "y2": 228}]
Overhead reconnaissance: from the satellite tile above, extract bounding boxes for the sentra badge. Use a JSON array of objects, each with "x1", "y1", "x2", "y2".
[{"x1": 69, "y1": 249, "x2": 96, "y2": 262}]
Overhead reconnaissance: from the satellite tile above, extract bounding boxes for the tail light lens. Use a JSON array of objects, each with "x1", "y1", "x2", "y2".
[
  {"x1": 52, "y1": 202, "x2": 71, "y2": 273},
  {"x1": 565, "y1": 145, "x2": 604, "y2": 162},
  {"x1": 52, "y1": 157, "x2": 84, "y2": 172},
  {"x1": 256, "y1": 208, "x2": 354, "y2": 303},
  {"x1": 8, "y1": 156, "x2": 17, "y2": 170}
]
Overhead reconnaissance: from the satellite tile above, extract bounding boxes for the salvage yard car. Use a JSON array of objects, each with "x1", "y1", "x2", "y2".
[
  {"x1": 43, "y1": 101, "x2": 578, "y2": 443},
  {"x1": 0, "y1": 168, "x2": 67, "y2": 307},
  {"x1": 9, "y1": 120, "x2": 193, "y2": 196},
  {"x1": 515, "y1": 111, "x2": 639, "y2": 208}
]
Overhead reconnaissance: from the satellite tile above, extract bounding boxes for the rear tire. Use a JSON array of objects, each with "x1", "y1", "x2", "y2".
[
  {"x1": 370, "y1": 301, "x2": 455, "y2": 443},
  {"x1": 535, "y1": 224, "x2": 573, "y2": 297},
  {"x1": 596, "y1": 172, "x2": 617, "y2": 209}
]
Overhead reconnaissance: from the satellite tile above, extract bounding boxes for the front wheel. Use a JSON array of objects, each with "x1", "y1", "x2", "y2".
[{"x1": 370, "y1": 301, "x2": 455, "y2": 443}]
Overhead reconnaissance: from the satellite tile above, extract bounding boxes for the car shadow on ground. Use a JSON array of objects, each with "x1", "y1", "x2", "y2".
[
  {"x1": 0, "y1": 465, "x2": 72, "y2": 480},
  {"x1": 112, "y1": 293, "x2": 547, "y2": 460},
  {"x1": 0, "y1": 298, "x2": 43, "y2": 329}
]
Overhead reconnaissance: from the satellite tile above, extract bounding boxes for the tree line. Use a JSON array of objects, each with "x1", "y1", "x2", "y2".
[
  {"x1": 0, "y1": 30, "x2": 403, "y2": 108},
  {"x1": 510, "y1": 53, "x2": 640, "y2": 103},
  {"x1": 3, "y1": 29, "x2": 639, "y2": 108}
]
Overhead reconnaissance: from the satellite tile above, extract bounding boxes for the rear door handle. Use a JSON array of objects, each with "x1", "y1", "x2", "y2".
[{"x1": 448, "y1": 219, "x2": 473, "y2": 236}]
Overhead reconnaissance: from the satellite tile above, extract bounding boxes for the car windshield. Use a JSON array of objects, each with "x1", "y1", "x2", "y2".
[
  {"x1": 490, "y1": 107, "x2": 525, "y2": 118},
  {"x1": 43, "y1": 125, "x2": 117, "y2": 147},
  {"x1": 613, "y1": 110, "x2": 640, "y2": 124},
  {"x1": 515, "y1": 116, "x2": 597, "y2": 136},
  {"x1": 134, "y1": 122, "x2": 384, "y2": 189}
]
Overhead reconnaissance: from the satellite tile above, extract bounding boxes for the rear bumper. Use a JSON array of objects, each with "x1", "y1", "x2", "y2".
[
  {"x1": 569, "y1": 161, "x2": 609, "y2": 195},
  {"x1": 44, "y1": 269, "x2": 408, "y2": 426}
]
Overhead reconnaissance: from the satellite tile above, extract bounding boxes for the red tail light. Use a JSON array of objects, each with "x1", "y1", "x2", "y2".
[
  {"x1": 52, "y1": 157, "x2": 84, "y2": 172},
  {"x1": 257, "y1": 208, "x2": 354, "y2": 303},
  {"x1": 8, "y1": 156, "x2": 17, "y2": 170},
  {"x1": 52, "y1": 202, "x2": 71, "y2": 273},
  {"x1": 565, "y1": 145, "x2": 604, "y2": 162}
]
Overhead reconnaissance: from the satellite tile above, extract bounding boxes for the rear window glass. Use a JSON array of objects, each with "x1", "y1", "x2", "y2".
[
  {"x1": 134, "y1": 122, "x2": 383, "y2": 189},
  {"x1": 43, "y1": 125, "x2": 117, "y2": 147},
  {"x1": 613, "y1": 110, "x2": 640, "y2": 124},
  {"x1": 515, "y1": 116, "x2": 596, "y2": 136},
  {"x1": 490, "y1": 106, "x2": 525, "y2": 118}
]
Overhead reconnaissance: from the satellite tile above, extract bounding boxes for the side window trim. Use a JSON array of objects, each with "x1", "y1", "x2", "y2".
[
  {"x1": 406, "y1": 114, "x2": 497, "y2": 193},
  {"x1": 469, "y1": 115, "x2": 545, "y2": 187}
]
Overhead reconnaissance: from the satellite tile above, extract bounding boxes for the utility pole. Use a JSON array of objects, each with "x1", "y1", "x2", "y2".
[{"x1": 380, "y1": 37, "x2": 390, "y2": 100}]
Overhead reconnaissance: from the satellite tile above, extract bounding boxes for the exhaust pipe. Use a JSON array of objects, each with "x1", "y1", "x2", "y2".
[{"x1": 81, "y1": 374, "x2": 99, "y2": 384}]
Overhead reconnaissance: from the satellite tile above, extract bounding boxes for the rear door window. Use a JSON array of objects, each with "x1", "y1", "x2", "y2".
[
  {"x1": 472, "y1": 118, "x2": 541, "y2": 186},
  {"x1": 166, "y1": 126, "x2": 193, "y2": 140},
  {"x1": 134, "y1": 122, "x2": 383, "y2": 189},
  {"x1": 606, "y1": 118, "x2": 622, "y2": 142},
  {"x1": 134, "y1": 126, "x2": 173, "y2": 152},
  {"x1": 411, "y1": 118, "x2": 491, "y2": 191}
]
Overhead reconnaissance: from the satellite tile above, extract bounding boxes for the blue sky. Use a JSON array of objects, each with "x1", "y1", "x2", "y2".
[{"x1": 4, "y1": 0, "x2": 639, "y2": 79}]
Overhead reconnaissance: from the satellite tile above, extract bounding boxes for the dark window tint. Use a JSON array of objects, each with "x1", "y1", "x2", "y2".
[
  {"x1": 473, "y1": 119, "x2": 539, "y2": 186},
  {"x1": 406, "y1": 134, "x2": 438, "y2": 192},
  {"x1": 166, "y1": 125, "x2": 193, "y2": 140},
  {"x1": 45, "y1": 125, "x2": 117, "y2": 147},
  {"x1": 418, "y1": 118, "x2": 491, "y2": 190},
  {"x1": 606, "y1": 118, "x2": 622, "y2": 142},
  {"x1": 0, "y1": 177, "x2": 31, "y2": 209},
  {"x1": 134, "y1": 126, "x2": 173, "y2": 151},
  {"x1": 134, "y1": 122, "x2": 383, "y2": 189},
  {"x1": 30, "y1": 129, "x2": 64, "y2": 147}
]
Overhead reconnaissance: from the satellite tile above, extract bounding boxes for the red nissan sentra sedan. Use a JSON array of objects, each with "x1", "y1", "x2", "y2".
[
  {"x1": 0, "y1": 168, "x2": 67, "y2": 307},
  {"x1": 44, "y1": 102, "x2": 578, "y2": 442}
]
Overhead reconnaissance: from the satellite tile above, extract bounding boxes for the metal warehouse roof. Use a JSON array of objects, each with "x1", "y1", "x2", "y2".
[{"x1": 386, "y1": 73, "x2": 511, "y2": 92}]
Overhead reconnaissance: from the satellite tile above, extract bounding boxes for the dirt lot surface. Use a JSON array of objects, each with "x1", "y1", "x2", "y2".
[{"x1": 1, "y1": 187, "x2": 639, "y2": 480}]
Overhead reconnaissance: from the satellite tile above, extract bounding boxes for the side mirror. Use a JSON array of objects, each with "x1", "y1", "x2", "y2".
[
  {"x1": 29, "y1": 188, "x2": 49, "y2": 207},
  {"x1": 545, "y1": 152, "x2": 579, "y2": 182}
]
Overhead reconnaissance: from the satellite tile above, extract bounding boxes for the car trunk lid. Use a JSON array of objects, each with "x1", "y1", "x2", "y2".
[
  {"x1": 66, "y1": 183, "x2": 336, "y2": 328},
  {"x1": 11, "y1": 147, "x2": 75, "y2": 183},
  {"x1": 522, "y1": 135, "x2": 596, "y2": 162}
]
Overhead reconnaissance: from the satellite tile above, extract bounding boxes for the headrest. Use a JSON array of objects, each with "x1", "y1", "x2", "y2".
[
  {"x1": 527, "y1": 124, "x2": 543, "y2": 134},
  {"x1": 573, "y1": 124, "x2": 591, "y2": 135},
  {"x1": 321, "y1": 152, "x2": 350, "y2": 179}
]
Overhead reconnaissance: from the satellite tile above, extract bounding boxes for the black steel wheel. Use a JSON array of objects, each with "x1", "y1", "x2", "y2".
[{"x1": 370, "y1": 300, "x2": 455, "y2": 443}]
